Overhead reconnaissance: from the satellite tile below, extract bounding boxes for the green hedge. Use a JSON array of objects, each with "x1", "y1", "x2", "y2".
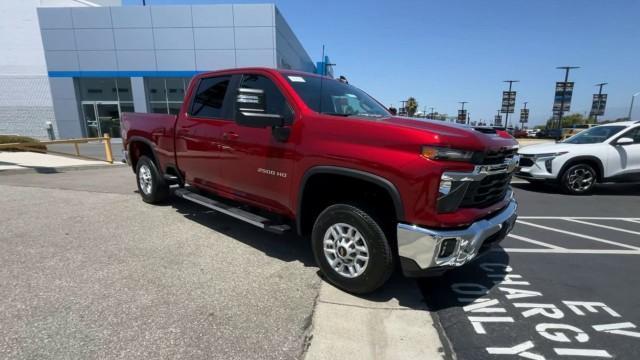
[{"x1": 0, "y1": 135, "x2": 47, "y2": 152}]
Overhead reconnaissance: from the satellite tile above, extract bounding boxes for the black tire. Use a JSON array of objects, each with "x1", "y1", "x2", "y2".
[
  {"x1": 311, "y1": 204, "x2": 394, "y2": 294},
  {"x1": 135, "y1": 155, "x2": 169, "y2": 204},
  {"x1": 560, "y1": 163, "x2": 597, "y2": 195}
]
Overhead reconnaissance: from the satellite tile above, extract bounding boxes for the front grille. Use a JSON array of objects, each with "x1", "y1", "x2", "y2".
[
  {"x1": 480, "y1": 148, "x2": 517, "y2": 165},
  {"x1": 460, "y1": 172, "x2": 512, "y2": 208},
  {"x1": 519, "y1": 157, "x2": 534, "y2": 167}
]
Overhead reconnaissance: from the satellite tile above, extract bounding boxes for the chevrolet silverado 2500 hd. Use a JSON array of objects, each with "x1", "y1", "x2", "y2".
[{"x1": 122, "y1": 68, "x2": 519, "y2": 294}]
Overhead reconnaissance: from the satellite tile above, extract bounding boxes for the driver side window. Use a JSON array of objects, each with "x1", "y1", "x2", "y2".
[{"x1": 239, "y1": 74, "x2": 292, "y2": 122}]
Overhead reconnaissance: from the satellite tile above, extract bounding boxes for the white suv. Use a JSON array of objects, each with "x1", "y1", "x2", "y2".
[{"x1": 516, "y1": 121, "x2": 640, "y2": 194}]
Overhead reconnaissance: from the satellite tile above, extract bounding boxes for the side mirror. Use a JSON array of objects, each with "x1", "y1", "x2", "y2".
[
  {"x1": 235, "y1": 88, "x2": 283, "y2": 128},
  {"x1": 615, "y1": 137, "x2": 634, "y2": 146}
]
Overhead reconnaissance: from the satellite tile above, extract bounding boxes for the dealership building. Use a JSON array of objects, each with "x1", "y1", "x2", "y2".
[{"x1": 0, "y1": 1, "x2": 318, "y2": 139}]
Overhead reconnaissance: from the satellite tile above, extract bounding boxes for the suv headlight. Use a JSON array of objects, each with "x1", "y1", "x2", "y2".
[
  {"x1": 422, "y1": 146, "x2": 474, "y2": 162},
  {"x1": 533, "y1": 151, "x2": 568, "y2": 159}
]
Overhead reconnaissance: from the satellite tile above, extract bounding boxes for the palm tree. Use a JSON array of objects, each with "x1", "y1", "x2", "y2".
[{"x1": 406, "y1": 97, "x2": 418, "y2": 117}]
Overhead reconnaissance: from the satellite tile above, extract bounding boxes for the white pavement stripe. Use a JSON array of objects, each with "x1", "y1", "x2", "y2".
[
  {"x1": 499, "y1": 248, "x2": 640, "y2": 254},
  {"x1": 564, "y1": 218, "x2": 640, "y2": 236},
  {"x1": 516, "y1": 220, "x2": 640, "y2": 251},
  {"x1": 519, "y1": 216, "x2": 640, "y2": 220},
  {"x1": 507, "y1": 233, "x2": 566, "y2": 250},
  {"x1": 623, "y1": 219, "x2": 640, "y2": 224}
]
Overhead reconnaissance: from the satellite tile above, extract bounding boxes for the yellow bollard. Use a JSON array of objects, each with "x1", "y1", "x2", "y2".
[
  {"x1": 74, "y1": 143, "x2": 80, "y2": 156},
  {"x1": 103, "y1": 133, "x2": 113, "y2": 164}
]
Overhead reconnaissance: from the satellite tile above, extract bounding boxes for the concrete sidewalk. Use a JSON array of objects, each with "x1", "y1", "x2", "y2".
[
  {"x1": 0, "y1": 151, "x2": 119, "y2": 173},
  {"x1": 304, "y1": 275, "x2": 445, "y2": 360}
]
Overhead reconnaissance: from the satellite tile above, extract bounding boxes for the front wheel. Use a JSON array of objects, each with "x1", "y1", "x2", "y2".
[
  {"x1": 311, "y1": 204, "x2": 394, "y2": 294},
  {"x1": 561, "y1": 163, "x2": 597, "y2": 195}
]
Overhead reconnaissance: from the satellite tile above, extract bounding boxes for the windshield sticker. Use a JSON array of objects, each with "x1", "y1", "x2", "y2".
[{"x1": 288, "y1": 76, "x2": 306, "y2": 83}]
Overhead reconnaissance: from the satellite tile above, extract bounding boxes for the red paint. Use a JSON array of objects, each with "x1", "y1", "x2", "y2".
[{"x1": 123, "y1": 68, "x2": 518, "y2": 229}]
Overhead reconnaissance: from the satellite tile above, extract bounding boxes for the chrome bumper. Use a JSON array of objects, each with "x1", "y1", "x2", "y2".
[{"x1": 397, "y1": 195, "x2": 517, "y2": 274}]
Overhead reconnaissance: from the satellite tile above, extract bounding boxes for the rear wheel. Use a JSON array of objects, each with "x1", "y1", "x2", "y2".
[
  {"x1": 136, "y1": 155, "x2": 169, "y2": 203},
  {"x1": 311, "y1": 204, "x2": 394, "y2": 294},
  {"x1": 561, "y1": 163, "x2": 596, "y2": 195}
]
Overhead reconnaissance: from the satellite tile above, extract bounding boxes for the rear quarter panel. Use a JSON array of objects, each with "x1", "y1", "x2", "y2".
[{"x1": 122, "y1": 112, "x2": 177, "y2": 171}]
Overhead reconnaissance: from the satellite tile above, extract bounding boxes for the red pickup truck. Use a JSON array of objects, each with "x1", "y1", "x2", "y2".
[{"x1": 122, "y1": 67, "x2": 519, "y2": 294}]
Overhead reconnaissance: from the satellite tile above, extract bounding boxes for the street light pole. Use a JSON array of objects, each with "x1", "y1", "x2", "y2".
[
  {"x1": 629, "y1": 92, "x2": 640, "y2": 120},
  {"x1": 593, "y1": 82, "x2": 608, "y2": 123},
  {"x1": 429, "y1": 107, "x2": 435, "y2": 120},
  {"x1": 503, "y1": 80, "x2": 519, "y2": 129},
  {"x1": 555, "y1": 66, "x2": 580, "y2": 130}
]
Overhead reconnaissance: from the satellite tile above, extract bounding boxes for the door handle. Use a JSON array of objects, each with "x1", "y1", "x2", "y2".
[{"x1": 223, "y1": 131, "x2": 239, "y2": 140}]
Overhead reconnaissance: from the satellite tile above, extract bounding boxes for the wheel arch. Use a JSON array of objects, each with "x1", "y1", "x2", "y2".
[
  {"x1": 559, "y1": 156, "x2": 604, "y2": 182},
  {"x1": 296, "y1": 166, "x2": 404, "y2": 236},
  {"x1": 128, "y1": 137, "x2": 160, "y2": 174}
]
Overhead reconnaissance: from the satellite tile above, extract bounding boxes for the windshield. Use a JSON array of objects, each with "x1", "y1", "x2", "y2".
[
  {"x1": 563, "y1": 125, "x2": 626, "y2": 144},
  {"x1": 283, "y1": 74, "x2": 390, "y2": 119}
]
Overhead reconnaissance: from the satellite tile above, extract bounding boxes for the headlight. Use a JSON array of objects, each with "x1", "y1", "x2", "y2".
[
  {"x1": 422, "y1": 146, "x2": 474, "y2": 162},
  {"x1": 533, "y1": 151, "x2": 568, "y2": 159}
]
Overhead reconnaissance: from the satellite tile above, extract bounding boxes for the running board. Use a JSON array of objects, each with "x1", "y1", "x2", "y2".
[{"x1": 174, "y1": 188, "x2": 290, "y2": 234}]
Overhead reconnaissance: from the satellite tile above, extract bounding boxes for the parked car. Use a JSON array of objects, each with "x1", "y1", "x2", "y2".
[
  {"x1": 516, "y1": 121, "x2": 640, "y2": 194},
  {"x1": 513, "y1": 129, "x2": 528, "y2": 138},
  {"x1": 121, "y1": 67, "x2": 519, "y2": 294}
]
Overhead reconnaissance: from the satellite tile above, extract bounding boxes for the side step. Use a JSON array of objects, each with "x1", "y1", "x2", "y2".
[{"x1": 174, "y1": 188, "x2": 290, "y2": 234}]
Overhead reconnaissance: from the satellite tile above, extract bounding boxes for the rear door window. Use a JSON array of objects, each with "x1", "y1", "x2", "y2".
[{"x1": 191, "y1": 76, "x2": 231, "y2": 118}]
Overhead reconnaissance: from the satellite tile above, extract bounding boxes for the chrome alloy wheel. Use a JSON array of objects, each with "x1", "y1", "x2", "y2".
[
  {"x1": 323, "y1": 223, "x2": 369, "y2": 278},
  {"x1": 567, "y1": 166, "x2": 595, "y2": 192},
  {"x1": 138, "y1": 164, "x2": 153, "y2": 195}
]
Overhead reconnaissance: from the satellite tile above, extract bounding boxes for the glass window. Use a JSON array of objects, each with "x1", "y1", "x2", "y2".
[
  {"x1": 239, "y1": 74, "x2": 288, "y2": 116},
  {"x1": 146, "y1": 78, "x2": 166, "y2": 102},
  {"x1": 282, "y1": 73, "x2": 390, "y2": 119},
  {"x1": 77, "y1": 78, "x2": 132, "y2": 102},
  {"x1": 191, "y1": 76, "x2": 231, "y2": 118},
  {"x1": 166, "y1": 78, "x2": 186, "y2": 102},
  {"x1": 115, "y1": 78, "x2": 132, "y2": 101},
  {"x1": 563, "y1": 126, "x2": 626, "y2": 144},
  {"x1": 620, "y1": 127, "x2": 640, "y2": 143}
]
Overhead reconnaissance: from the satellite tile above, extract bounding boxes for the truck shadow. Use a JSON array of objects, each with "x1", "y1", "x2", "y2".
[
  {"x1": 169, "y1": 196, "x2": 317, "y2": 268},
  {"x1": 167, "y1": 194, "x2": 459, "y2": 310},
  {"x1": 417, "y1": 248, "x2": 510, "y2": 312}
]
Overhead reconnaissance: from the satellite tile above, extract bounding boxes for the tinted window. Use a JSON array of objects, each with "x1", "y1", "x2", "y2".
[
  {"x1": 563, "y1": 125, "x2": 626, "y2": 144},
  {"x1": 239, "y1": 74, "x2": 289, "y2": 116},
  {"x1": 621, "y1": 127, "x2": 640, "y2": 143},
  {"x1": 283, "y1": 74, "x2": 389, "y2": 119},
  {"x1": 191, "y1": 76, "x2": 231, "y2": 118}
]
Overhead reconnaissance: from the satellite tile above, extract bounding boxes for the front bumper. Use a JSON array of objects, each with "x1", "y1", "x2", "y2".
[{"x1": 397, "y1": 195, "x2": 517, "y2": 277}]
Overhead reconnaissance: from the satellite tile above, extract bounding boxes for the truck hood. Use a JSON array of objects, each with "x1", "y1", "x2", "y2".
[
  {"x1": 518, "y1": 142, "x2": 578, "y2": 155},
  {"x1": 379, "y1": 116, "x2": 518, "y2": 152}
]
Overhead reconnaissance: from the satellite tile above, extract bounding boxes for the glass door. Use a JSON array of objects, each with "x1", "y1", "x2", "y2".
[
  {"x1": 82, "y1": 101, "x2": 122, "y2": 138},
  {"x1": 82, "y1": 102, "x2": 99, "y2": 138},
  {"x1": 96, "y1": 102, "x2": 121, "y2": 138}
]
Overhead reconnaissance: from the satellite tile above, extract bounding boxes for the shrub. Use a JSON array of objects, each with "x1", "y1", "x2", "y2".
[{"x1": 0, "y1": 135, "x2": 47, "y2": 152}]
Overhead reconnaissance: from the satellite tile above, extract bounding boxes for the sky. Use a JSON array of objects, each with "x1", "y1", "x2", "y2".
[{"x1": 131, "y1": 0, "x2": 640, "y2": 126}]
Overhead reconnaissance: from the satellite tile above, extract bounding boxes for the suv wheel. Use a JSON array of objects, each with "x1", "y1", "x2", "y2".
[
  {"x1": 561, "y1": 163, "x2": 596, "y2": 195},
  {"x1": 311, "y1": 204, "x2": 394, "y2": 294},
  {"x1": 136, "y1": 155, "x2": 169, "y2": 203}
]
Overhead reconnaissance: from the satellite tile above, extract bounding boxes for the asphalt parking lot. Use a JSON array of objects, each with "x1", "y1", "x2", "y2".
[
  {"x1": 421, "y1": 180, "x2": 640, "y2": 359},
  {"x1": 0, "y1": 168, "x2": 638, "y2": 359}
]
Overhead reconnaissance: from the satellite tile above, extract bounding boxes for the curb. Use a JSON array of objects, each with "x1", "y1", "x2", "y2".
[
  {"x1": 0, "y1": 163, "x2": 126, "y2": 176},
  {"x1": 303, "y1": 276, "x2": 446, "y2": 360}
]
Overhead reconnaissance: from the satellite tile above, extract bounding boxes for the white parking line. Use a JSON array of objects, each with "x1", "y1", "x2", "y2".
[
  {"x1": 499, "y1": 248, "x2": 640, "y2": 255},
  {"x1": 623, "y1": 219, "x2": 640, "y2": 224},
  {"x1": 507, "y1": 233, "x2": 566, "y2": 250},
  {"x1": 516, "y1": 220, "x2": 640, "y2": 251},
  {"x1": 519, "y1": 216, "x2": 640, "y2": 221},
  {"x1": 564, "y1": 218, "x2": 640, "y2": 236}
]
